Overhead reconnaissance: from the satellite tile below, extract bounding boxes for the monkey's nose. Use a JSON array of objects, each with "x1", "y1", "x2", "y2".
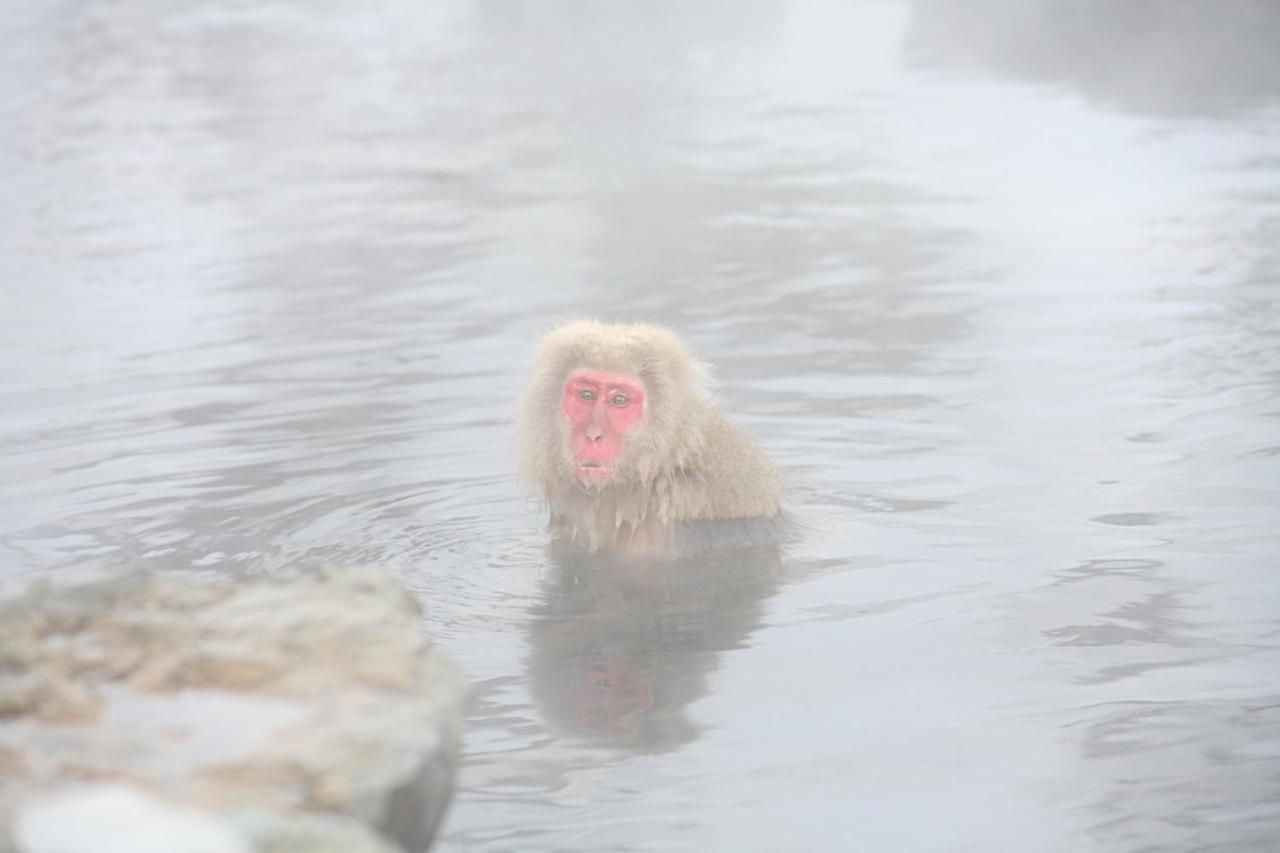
[{"x1": 586, "y1": 427, "x2": 604, "y2": 443}]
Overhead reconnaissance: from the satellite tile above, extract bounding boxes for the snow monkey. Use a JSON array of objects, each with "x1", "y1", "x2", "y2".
[{"x1": 516, "y1": 319, "x2": 783, "y2": 557}]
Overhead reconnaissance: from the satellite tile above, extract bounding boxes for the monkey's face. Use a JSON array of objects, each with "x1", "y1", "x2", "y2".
[{"x1": 561, "y1": 370, "x2": 645, "y2": 487}]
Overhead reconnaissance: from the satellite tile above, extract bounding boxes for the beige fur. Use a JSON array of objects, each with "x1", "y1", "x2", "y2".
[{"x1": 516, "y1": 319, "x2": 782, "y2": 555}]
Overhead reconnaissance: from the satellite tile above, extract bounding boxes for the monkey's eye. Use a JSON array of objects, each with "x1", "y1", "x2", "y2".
[
  {"x1": 578, "y1": 389, "x2": 595, "y2": 401},
  {"x1": 610, "y1": 394, "x2": 629, "y2": 407}
]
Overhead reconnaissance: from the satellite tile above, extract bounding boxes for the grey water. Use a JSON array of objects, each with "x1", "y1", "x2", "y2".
[{"x1": 2, "y1": 1, "x2": 1279, "y2": 850}]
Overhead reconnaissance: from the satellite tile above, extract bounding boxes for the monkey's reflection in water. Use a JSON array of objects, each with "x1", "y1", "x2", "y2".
[{"x1": 528, "y1": 531, "x2": 783, "y2": 752}]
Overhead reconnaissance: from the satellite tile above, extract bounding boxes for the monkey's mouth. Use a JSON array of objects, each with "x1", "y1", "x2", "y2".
[{"x1": 574, "y1": 460, "x2": 616, "y2": 486}]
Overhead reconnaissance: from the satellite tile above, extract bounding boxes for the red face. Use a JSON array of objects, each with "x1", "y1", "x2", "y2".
[{"x1": 562, "y1": 370, "x2": 645, "y2": 486}]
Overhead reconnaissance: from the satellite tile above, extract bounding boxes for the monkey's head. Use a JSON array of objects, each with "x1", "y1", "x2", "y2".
[{"x1": 517, "y1": 320, "x2": 712, "y2": 493}]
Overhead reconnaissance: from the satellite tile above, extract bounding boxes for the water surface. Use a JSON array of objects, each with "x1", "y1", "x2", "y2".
[{"x1": 2, "y1": 1, "x2": 1279, "y2": 850}]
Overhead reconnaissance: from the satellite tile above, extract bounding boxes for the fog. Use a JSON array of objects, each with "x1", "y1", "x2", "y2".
[{"x1": 1, "y1": 1, "x2": 1278, "y2": 850}]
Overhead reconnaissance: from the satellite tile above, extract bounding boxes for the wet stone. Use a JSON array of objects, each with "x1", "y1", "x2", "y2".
[{"x1": 0, "y1": 566, "x2": 467, "y2": 853}]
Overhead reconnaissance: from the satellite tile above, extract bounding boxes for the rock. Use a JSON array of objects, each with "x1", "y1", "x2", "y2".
[
  {"x1": 0, "y1": 567, "x2": 466, "y2": 853},
  {"x1": 13, "y1": 785, "x2": 250, "y2": 853}
]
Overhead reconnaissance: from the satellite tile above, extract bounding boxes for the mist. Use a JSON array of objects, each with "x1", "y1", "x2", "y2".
[{"x1": 2, "y1": 2, "x2": 1278, "y2": 851}]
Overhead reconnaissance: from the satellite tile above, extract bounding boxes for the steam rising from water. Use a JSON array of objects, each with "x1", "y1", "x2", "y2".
[{"x1": 1, "y1": 1, "x2": 1278, "y2": 851}]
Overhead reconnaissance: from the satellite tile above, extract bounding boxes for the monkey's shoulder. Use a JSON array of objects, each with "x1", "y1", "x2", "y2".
[{"x1": 665, "y1": 412, "x2": 781, "y2": 522}]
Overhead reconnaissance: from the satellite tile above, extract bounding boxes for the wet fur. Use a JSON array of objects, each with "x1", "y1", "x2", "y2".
[{"x1": 516, "y1": 319, "x2": 783, "y2": 556}]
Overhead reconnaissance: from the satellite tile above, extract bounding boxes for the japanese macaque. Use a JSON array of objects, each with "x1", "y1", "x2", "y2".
[{"x1": 516, "y1": 319, "x2": 783, "y2": 557}]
